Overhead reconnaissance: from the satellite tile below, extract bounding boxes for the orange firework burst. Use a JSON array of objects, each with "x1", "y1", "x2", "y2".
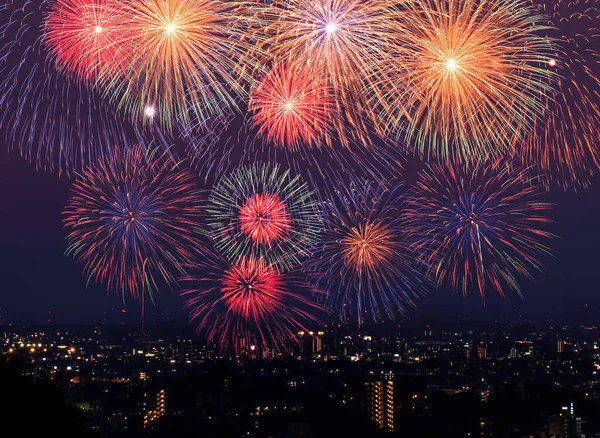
[
  {"x1": 340, "y1": 221, "x2": 395, "y2": 275},
  {"x1": 239, "y1": 193, "x2": 292, "y2": 245},
  {"x1": 517, "y1": 0, "x2": 600, "y2": 189},
  {"x1": 257, "y1": 0, "x2": 397, "y2": 145},
  {"x1": 304, "y1": 180, "x2": 429, "y2": 323},
  {"x1": 372, "y1": 0, "x2": 555, "y2": 160},
  {"x1": 44, "y1": 0, "x2": 129, "y2": 80},
  {"x1": 102, "y1": 0, "x2": 256, "y2": 130},
  {"x1": 249, "y1": 62, "x2": 334, "y2": 150}
]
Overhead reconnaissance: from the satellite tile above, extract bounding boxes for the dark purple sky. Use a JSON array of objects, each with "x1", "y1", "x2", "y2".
[{"x1": 2, "y1": 146, "x2": 599, "y2": 326}]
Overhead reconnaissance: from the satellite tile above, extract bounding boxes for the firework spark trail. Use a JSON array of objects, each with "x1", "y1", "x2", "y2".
[
  {"x1": 517, "y1": 0, "x2": 600, "y2": 189},
  {"x1": 304, "y1": 179, "x2": 430, "y2": 323},
  {"x1": 371, "y1": 0, "x2": 556, "y2": 161},
  {"x1": 0, "y1": 0, "x2": 166, "y2": 175},
  {"x1": 207, "y1": 162, "x2": 321, "y2": 272},
  {"x1": 405, "y1": 159, "x2": 556, "y2": 298},
  {"x1": 63, "y1": 144, "x2": 203, "y2": 299},
  {"x1": 181, "y1": 251, "x2": 323, "y2": 355}
]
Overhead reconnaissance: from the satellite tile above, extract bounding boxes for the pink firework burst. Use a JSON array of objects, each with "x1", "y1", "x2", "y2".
[
  {"x1": 44, "y1": 0, "x2": 130, "y2": 81},
  {"x1": 249, "y1": 61, "x2": 334, "y2": 150},
  {"x1": 238, "y1": 193, "x2": 292, "y2": 245},
  {"x1": 181, "y1": 252, "x2": 323, "y2": 356}
]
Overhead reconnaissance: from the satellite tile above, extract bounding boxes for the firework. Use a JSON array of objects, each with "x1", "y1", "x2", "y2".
[
  {"x1": 181, "y1": 251, "x2": 322, "y2": 355},
  {"x1": 405, "y1": 159, "x2": 555, "y2": 298},
  {"x1": 63, "y1": 145, "x2": 203, "y2": 299},
  {"x1": 257, "y1": 0, "x2": 398, "y2": 145},
  {"x1": 207, "y1": 163, "x2": 321, "y2": 272},
  {"x1": 304, "y1": 180, "x2": 429, "y2": 323},
  {"x1": 518, "y1": 0, "x2": 600, "y2": 189},
  {"x1": 0, "y1": 0, "x2": 164, "y2": 175},
  {"x1": 371, "y1": 0, "x2": 555, "y2": 161},
  {"x1": 101, "y1": 0, "x2": 258, "y2": 131},
  {"x1": 44, "y1": 0, "x2": 129, "y2": 81},
  {"x1": 249, "y1": 61, "x2": 334, "y2": 150}
]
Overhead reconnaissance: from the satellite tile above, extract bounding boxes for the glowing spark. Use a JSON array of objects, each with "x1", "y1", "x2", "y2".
[
  {"x1": 144, "y1": 105, "x2": 155, "y2": 118},
  {"x1": 97, "y1": 0, "x2": 259, "y2": 131},
  {"x1": 445, "y1": 58, "x2": 458, "y2": 71},
  {"x1": 325, "y1": 22, "x2": 337, "y2": 34},
  {"x1": 94, "y1": 25, "x2": 103, "y2": 33}
]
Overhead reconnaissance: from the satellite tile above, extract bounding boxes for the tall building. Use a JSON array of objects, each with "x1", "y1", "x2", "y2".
[
  {"x1": 143, "y1": 389, "x2": 166, "y2": 430},
  {"x1": 557, "y1": 340, "x2": 565, "y2": 353},
  {"x1": 366, "y1": 380, "x2": 395, "y2": 433},
  {"x1": 478, "y1": 346, "x2": 487, "y2": 360},
  {"x1": 313, "y1": 331, "x2": 324, "y2": 354},
  {"x1": 547, "y1": 403, "x2": 584, "y2": 438}
]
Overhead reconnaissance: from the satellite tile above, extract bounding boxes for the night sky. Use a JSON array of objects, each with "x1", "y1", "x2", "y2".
[
  {"x1": 2, "y1": 145, "x2": 599, "y2": 326},
  {"x1": 0, "y1": 0, "x2": 598, "y2": 329}
]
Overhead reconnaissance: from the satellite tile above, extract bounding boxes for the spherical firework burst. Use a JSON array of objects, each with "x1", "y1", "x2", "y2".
[
  {"x1": 371, "y1": 0, "x2": 555, "y2": 161},
  {"x1": 238, "y1": 193, "x2": 292, "y2": 245},
  {"x1": 405, "y1": 159, "x2": 555, "y2": 298},
  {"x1": 517, "y1": 0, "x2": 600, "y2": 189},
  {"x1": 257, "y1": 0, "x2": 398, "y2": 145},
  {"x1": 63, "y1": 145, "x2": 203, "y2": 299},
  {"x1": 181, "y1": 251, "x2": 323, "y2": 355},
  {"x1": 207, "y1": 163, "x2": 321, "y2": 272},
  {"x1": 101, "y1": 0, "x2": 258, "y2": 131},
  {"x1": 44, "y1": 0, "x2": 129, "y2": 81},
  {"x1": 304, "y1": 180, "x2": 430, "y2": 323},
  {"x1": 249, "y1": 61, "x2": 334, "y2": 150}
]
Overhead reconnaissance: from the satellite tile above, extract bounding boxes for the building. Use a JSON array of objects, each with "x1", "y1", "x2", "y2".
[
  {"x1": 557, "y1": 340, "x2": 565, "y2": 354},
  {"x1": 366, "y1": 380, "x2": 395, "y2": 433},
  {"x1": 297, "y1": 330, "x2": 324, "y2": 357},
  {"x1": 478, "y1": 346, "x2": 487, "y2": 360},
  {"x1": 547, "y1": 403, "x2": 584, "y2": 438},
  {"x1": 143, "y1": 389, "x2": 166, "y2": 430},
  {"x1": 314, "y1": 331, "x2": 323, "y2": 353}
]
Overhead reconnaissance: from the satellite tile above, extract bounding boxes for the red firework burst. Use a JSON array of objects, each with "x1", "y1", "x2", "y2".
[
  {"x1": 182, "y1": 253, "x2": 323, "y2": 356},
  {"x1": 221, "y1": 256, "x2": 286, "y2": 320},
  {"x1": 44, "y1": 0, "x2": 129, "y2": 80},
  {"x1": 238, "y1": 193, "x2": 292, "y2": 245},
  {"x1": 249, "y1": 62, "x2": 334, "y2": 150}
]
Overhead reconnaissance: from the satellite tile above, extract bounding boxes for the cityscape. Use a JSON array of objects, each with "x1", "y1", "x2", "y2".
[
  {"x1": 2, "y1": 318, "x2": 599, "y2": 437},
  {"x1": 1, "y1": 0, "x2": 599, "y2": 436}
]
